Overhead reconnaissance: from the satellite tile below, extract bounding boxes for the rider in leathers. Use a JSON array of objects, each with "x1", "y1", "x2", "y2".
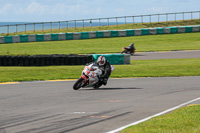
[
  {"x1": 127, "y1": 43, "x2": 135, "y2": 55},
  {"x1": 96, "y1": 56, "x2": 111, "y2": 85},
  {"x1": 87, "y1": 56, "x2": 111, "y2": 85}
]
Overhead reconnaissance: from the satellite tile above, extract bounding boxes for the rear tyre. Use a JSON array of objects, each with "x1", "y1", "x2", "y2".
[
  {"x1": 93, "y1": 83, "x2": 103, "y2": 89},
  {"x1": 73, "y1": 78, "x2": 84, "y2": 90}
]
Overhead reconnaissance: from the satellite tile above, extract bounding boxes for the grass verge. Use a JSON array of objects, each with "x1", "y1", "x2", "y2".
[
  {"x1": 0, "y1": 58, "x2": 200, "y2": 83},
  {"x1": 121, "y1": 105, "x2": 200, "y2": 133},
  {"x1": 1, "y1": 32, "x2": 200, "y2": 56}
]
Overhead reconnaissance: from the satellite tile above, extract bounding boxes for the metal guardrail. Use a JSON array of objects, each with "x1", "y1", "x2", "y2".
[{"x1": 0, "y1": 11, "x2": 200, "y2": 34}]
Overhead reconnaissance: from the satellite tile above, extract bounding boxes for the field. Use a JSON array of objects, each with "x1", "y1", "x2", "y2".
[
  {"x1": 0, "y1": 31, "x2": 200, "y2": 82},
  {"x1": 1, "y1": 58, "x2": 200, "y2": 83},
  {"x1": 1, "y1": 32, "x2": 200, "y2": 56},
  {"x1": 122, "y1": 105, "x2": 200, "y2": 133}
]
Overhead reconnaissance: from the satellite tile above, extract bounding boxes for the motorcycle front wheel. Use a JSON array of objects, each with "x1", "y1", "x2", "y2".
[
  {"x1": 73, "y1": 78, "x2": 84, "y2": 90},
  {"x1": 121, "y1": 50, "x2": 127, "y2": 54}
]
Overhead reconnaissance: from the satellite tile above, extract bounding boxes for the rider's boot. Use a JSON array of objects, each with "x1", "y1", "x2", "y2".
[{"x1": 103, "y1": 78, "x2": 108, "y2": 85}]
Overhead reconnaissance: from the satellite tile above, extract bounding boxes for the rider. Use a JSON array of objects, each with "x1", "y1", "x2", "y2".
[
  {"x1": 127, "y1": 43, "x2": 135, "y2": 55},
  {"x1": 96, "y1": 56, "x2": 111, "y2": 85}
]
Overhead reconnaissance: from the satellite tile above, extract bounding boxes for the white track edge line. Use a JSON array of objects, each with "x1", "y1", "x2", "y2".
[{"x1": 107, "y1": 97, "x2": 200, "y2": 133}]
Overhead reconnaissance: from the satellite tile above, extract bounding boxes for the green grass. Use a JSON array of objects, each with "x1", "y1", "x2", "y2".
[
  {"x1": 1, "y1": 19, "x2": 200, "y2": 36},
  {"x1": 1, "y1": 58, "x2": 200, "y2": 83},
  {"x1": 1, "y1": 32, "x2": 200, "y2": 56},
  {"x1": 121, "y1": 105, "x2": 200, "y2": 133},
  {"x1": 113, "y1": 58, "x2": 200, "y2": 78}
]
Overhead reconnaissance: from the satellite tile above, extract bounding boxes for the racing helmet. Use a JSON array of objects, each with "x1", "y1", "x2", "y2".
[
  {"x1": 130, "y1": 43, "x2": 134, "y2": 47},
  {"x1": 97, "y1": 56, "x2": 106, "y2": 66}
]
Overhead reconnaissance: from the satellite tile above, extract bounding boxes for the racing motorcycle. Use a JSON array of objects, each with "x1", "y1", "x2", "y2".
[
  {"x1": 73, "y1": 63, "x2": 114, "y2": 90},
  {"x1": 121, "y1": 47, "x2": 135, "y2": 55}
]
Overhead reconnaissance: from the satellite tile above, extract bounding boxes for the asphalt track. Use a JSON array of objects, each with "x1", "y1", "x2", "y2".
[
  {"x1": 0, "y1": 51, "x2": 200, "y2": 133},
  {"x1": 132, "y1": 50, "x2": 200, "y2": 60}
]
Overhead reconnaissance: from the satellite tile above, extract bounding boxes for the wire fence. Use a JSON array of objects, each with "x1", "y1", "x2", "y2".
[{"x1": 0, "y1": 11, "x2": 200, "y2": 35}]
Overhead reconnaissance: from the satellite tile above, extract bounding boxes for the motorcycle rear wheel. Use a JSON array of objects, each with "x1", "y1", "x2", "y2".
[
  {"x1": 93, "y1": 83, "x2": 102, "y2": 89},
  {"x1": 73, "y1": 78, "x2": 84, "y2": 90}
]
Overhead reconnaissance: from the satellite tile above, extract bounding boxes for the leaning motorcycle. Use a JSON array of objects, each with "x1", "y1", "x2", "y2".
[
  {"x1": 121, "y1": 47, "x2": 135, "y2": 55},
  {"x1": 73, "y1": 63, "x2": 114, "y2": 90}
]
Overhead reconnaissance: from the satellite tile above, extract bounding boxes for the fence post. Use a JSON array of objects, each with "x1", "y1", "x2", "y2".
[
  {"x1": 50, "y1": 22, "x2": 52, "y2": 32},
  {"x1": 99, "y1": 18, "x2": 101, "y2": 27},
  {"x1": 7, "y1": 25, "x2": 9, "y2": 34},
  {"x1": 66, "y1": 21, "x2": 68, "y2": 29},
  {"x1": 149, "y1": 15, "x2": 151, "y2": 23},
  {"x1": 158, "y1": 14, "x2": 160, "y2": 22},
  {"x1": 125, "y1": 16, "x2": 126, "y2": 25},
  {"x1": 16, "y1": 24, "x2": 18, "y2": 33},
  {"x1": 166, "y1": 13, "x2": 168, "y2": 22},
  {"x1": 25, "y1": 24, "x2": 26, "y2": 33},
  {"x1": 191, "y1": 12, "x2": 192, "y2": 20},
  {"x1": 183, "y1": 12, "x2": 184, "y2": 21},
  {"x1": 42, "y1": 23, "x2": 44, "y2": 32},
  {"x1": 132, "y1": 16, "x2": 134, "y2": 24},
  {"x1": 33, "y1": 23, "x2": 35, "y2": 33},
  {"x1": 116, "y1": 17, "x2": 118, "y2": 26},
  {"x1": 141, "y1": 15, "x2": 143, "y2": 23},
  {"x1": 75, "y1": 20, "x2": 76, "y2": 29},
  {"x1": 90, "y1": 19, "x2": 92, "y2": 28},
  {"x1": 82, "y1": 20, "x2": 84, "y2": 29},
  {"x1": 199, "y1": 11, "x2": 200, "y2": 19},
  {"x1": 59, "y1": 21, "x2": 60, "y2": 31},
  {"x1": 107, "y1": 18, "x2": 109, "y2": 26},
  {"x1": 175, "y1": 13, "x2": 176, "y2": 22}
]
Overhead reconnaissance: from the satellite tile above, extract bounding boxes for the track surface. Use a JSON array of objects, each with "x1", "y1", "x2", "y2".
[
  {"x1": 0, "y1": 77, "x2": 200, "y2": 133},
  {"x1": 132, "y1": 50, "x2": 200, "y2": 60}
]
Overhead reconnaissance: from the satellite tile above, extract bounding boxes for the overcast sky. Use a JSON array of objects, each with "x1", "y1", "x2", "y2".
[{"x1": 0, "y1": 0, "x2": 199, "y2": 22}]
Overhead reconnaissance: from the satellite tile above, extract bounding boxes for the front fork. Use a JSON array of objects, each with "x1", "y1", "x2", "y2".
[{"x1": 81, "y1": 75, "x2": 89, "y2": 86}]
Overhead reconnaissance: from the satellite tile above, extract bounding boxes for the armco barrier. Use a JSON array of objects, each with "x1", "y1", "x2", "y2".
[
  {"x1": 51, "y1": 34, "x2": 59, "y2": 41},
  {"x1": 0, "y1": 25, "x2": 199, "y2": 44},
  {"x1": 0, "y1": 54, "x2": 93, "y2": 66},
  {"x1": 126, "y1": 29, "x2": 134, "y2": 36},
  {"x1": 66, "y1": 33, "x2": 73, "y2": 40},
  {"x1": 20, "y1": 35, "x2": 29, "y2": 42}
]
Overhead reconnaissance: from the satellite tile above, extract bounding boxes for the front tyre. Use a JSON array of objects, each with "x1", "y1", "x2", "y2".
[
  {"x1": 121, "y1": 49, "x2": 127, "y2": 54},
  {"x1": 121, "y1": 50, "x2": 125, "y2": 54},
  {"x1": 73, "y1": 78, "x2": 84, "y2": 90}
]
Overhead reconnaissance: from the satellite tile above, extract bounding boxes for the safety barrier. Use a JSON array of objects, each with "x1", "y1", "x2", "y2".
[
  {"x1": 0, "y1": 54, "x2": 130, "y2": 66},
  {"x1": 93, "y1": 54, "x2": 130, "y2": 65},
  {"x1": 0, "y1": 25, "x2": 199, "y2": 44},
  {"x1": 0, "y1": 54, "x2": 93, "y2": 66}
]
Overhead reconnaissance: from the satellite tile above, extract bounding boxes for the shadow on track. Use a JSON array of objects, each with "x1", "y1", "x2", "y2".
[
  {"x1": 83, "y1": 87, "x2": 143, "y2": 91},
  {"x1": 133, "y1": 54, "x2": 146, "y2": 56}
]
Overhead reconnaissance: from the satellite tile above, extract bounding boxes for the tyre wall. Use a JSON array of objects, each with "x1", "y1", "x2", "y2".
[
  {"x1": 0, "y1": 54, "x2": 93, "y2": 66},
  {"x1": 0, "y1": 25, "x2": 199, "y2": 44}
]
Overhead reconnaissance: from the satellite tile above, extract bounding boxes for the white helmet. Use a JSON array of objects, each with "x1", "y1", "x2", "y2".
[{"x1": 97, "y1": 56, "x2": 106, "y2": 66}]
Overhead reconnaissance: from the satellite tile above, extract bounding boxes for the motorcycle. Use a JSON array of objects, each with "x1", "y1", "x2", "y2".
[
  {"x1": 121, "y1": 47, "x2": 135, "y2": 55},
  {"x1": 73, "y1": 63, "x2": 114, "y2": 90}
]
